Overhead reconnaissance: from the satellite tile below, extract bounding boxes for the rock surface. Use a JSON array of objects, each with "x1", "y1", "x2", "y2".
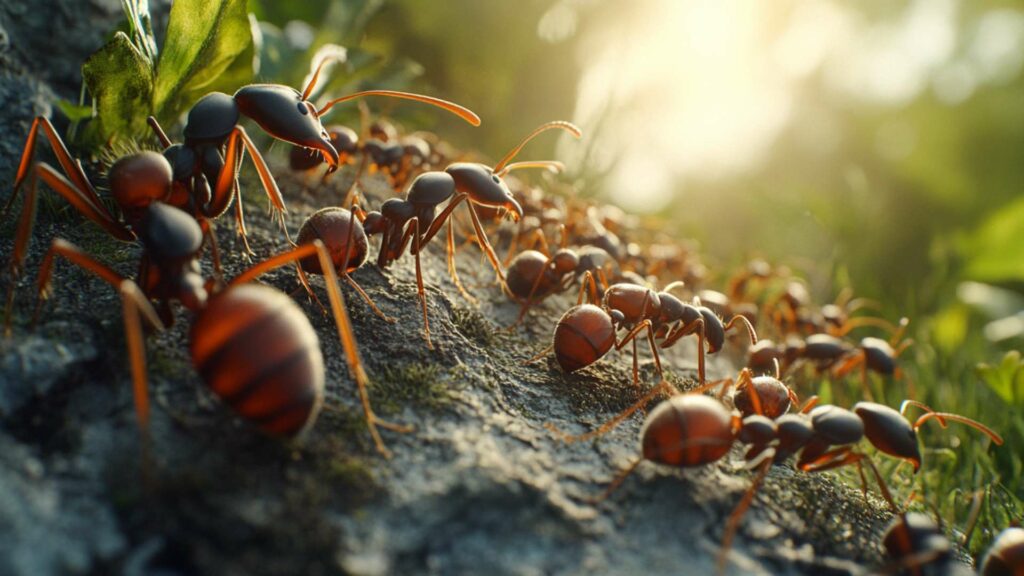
[{"x1": 0, "y1": 4, "x2": 971, "y2": 576}]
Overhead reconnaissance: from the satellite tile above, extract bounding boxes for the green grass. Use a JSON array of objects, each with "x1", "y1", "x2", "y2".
[{"x1": 804, "y1": 303, "x2": 1024, "y2": 556}]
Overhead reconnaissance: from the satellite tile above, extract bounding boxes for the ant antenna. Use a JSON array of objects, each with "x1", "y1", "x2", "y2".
[
  {"x1": 496, "y1": 160, "x2": 565, "y2": 178},
  {"x1": 301, "y1": 47, "x2": 348, "y2": 101},
  {"x1": 492, "y1": 121, "x2": 581, "y2": 174},
  {"x1": 317, "y1": 91, "x2": 481, "y2": 126}
]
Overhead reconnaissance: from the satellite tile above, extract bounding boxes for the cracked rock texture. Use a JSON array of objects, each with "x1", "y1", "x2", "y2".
[{"x1": 0, "y1": 3, "x2": 972, "y2": 575}]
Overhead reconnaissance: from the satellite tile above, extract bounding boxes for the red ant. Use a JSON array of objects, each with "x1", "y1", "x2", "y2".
[
  {"x1": 4, "y1": 58, "x2": 479, "y2": 319},
  {"x1": 292, "y1": 204, "x2": 394, "y2": 323},
  {"x1": 504, "y1": 223, "x2": 619, "y2": 324},
  {"x1": 527, "y1": 275, "x2": 665, "y2": 392},
  {"x1": 553, "y1": 376, "x2": 1002, "y2": 574},
  {"x1": 980, "y1": 526, "x2": 1024, "y2": 575},
  {"x1": 358, "y1": 122, "x2": 581, "y2": 347},
  {"x1": 881, "y1": 513, "x2": 954, "y2": 575},
  {"x1": 29, "y1": 200, "x2": 408, "y2": 457},
  {"x1": 655, "y1": 286, "x2": 759, "y2": 386}
]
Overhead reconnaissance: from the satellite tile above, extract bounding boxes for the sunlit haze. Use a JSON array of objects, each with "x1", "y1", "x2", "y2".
[{"x1": 550, "y1": 0, "x2": 1024, "y2": 212}]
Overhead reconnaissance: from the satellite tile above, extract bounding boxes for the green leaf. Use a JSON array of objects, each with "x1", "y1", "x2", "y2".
[
  {"x1": 80, "y1": 31, "x2": 154, "y2": 146},
  {"x1": 55, "y1": 99, "x2": 94, "y2": 122},
  {"x1": 976, "y1": 350, "x2": 1024, "y2": 408},
  {"x1": 964, "y1": 195, "x2": 1024, "y2": 283},
  {"x1": 153, "y1": 0, "x2": 254, "y2": 122}
]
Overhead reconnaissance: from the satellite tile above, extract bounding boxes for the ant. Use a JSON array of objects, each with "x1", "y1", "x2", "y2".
[
  {"x1": 5, "y1": 57, "x2": 479, "y2": 315},
  {"x1": 504, "y1": 223, "x2": 619, "y2": 324},
  {"x1": 29, "y1": 200, "x2": 408, "y2": 457},
  {"x1": 292, "y1": 204, "x2": 394, "y2": 323},
  {"x1": 554, "y1": 378, "x2": 1002, "y2": 574},
  {"x1": 359, "y1": 122, "x2": 581, "y2": 347},
  {"x1": 527, "y1": 274, "x2": 665, "y2": 391},
  {"x1": 655, "y1": 285, "x2": 759, "y2": 386},
  {"x1": 980, "y1": 526, "x2": 1024, "y2": 575},
  {"x1": 881, "y1": 512, "x2": 954, "y2": 575}
]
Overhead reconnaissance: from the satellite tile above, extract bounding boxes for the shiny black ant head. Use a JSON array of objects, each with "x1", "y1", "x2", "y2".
[
  {"x1": 551, "y1": 249, "x2": 579, "y2": 275},
  {"x1": 853, "y1": 402, "x2": 920, "y2": 471},
  {"x1": 697, "y1": 306, "x2": 726, "y2": 354},
  {"x1": 138, "y1": 203, "x2": 207, "y2": 310},
  {"x1": 402, "y1": 136, "x2": 431, "y2": 162},
  {"x1": 232, "y1": 85, "x2": 340, "y2": 169},
  {"x1": 861, "y1": 337, "x2": 898, "y2": 375},
  {"x1": 445, "y1": 162, "x2": 524, "y2": 221}
]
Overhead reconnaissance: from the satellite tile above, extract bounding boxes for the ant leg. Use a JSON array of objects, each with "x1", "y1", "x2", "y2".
[
  {"x1": 832, "y1": 352, "x2": 872, "y2": 400},
  {"x1": 337, "y1": 210, "x2": 394, "y2": 322},
  {"x1": 660, "y1": 318, "x2": 706, "y2": 385},
  {"x1": 463, "y1": 199, "x2": 506, "y2": 283},
  {"x1": 735, "y1": 369, "x2": 763, "y2": 415},
  {"x1": 718, "y1": 456, "x2": 773, "y2": 575},
  {"x1": 417, "y1": 193, "x2": 506, "y2": 285},
  {"x1": 523, "y1": 344, "x2": 554, "y2": 365},
  {"x1": 231, "y1": 179, "x2": 256, "y2": 256},
  {"x1": 446, "y1": 217, "x2": 477, "y2": 304},
  {"x1": 293, "y1": 260, "x2": 329, "y2": 315},
  {"x1": 832, "y1": 316, "x2": 900, "y2": 337},
  {"x1": 32, "y1": 239, "x2": 164, "y2": 433},
  {"x1": 231, "y1": 241, "x2": 412, "y2": 458},
  {"x1": 9, "y1": 117, "x2": 101, "y2": 211},
  {"x1": 586, "y1": 457, "x2": 644, "y2": 505},
  {"x1": 548, "y1": 379, "x2": 676, "y2": 443},
  {"x1": 210, "y1": 126, "x2": 287, "y2": 225},
  {"x1": 341, "y1": 155, "x2": 367, "y2": 209},
  {"x1": 723, "y1": 314, "x2": 758, "y2": 346},
  {"x1": 342, "y1": 275, "x2": 395, "y2": 322},
  {"x1": 196, "y1": 218, "x2": 224, "y2": 284},
  {"x1": 405, "y1": 220, "x2": 433, "y2": 349},
  {"x1": 5, "y1": 166, "x2": 133, "y2": 332},
  {"x1": 799, "y1": 395, "x2": 819, "y2": 414}
]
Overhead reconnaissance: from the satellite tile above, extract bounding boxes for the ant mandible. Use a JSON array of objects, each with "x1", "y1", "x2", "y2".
[{"x1": 31, "y1": 201, "x2": 408, "y2": 457}]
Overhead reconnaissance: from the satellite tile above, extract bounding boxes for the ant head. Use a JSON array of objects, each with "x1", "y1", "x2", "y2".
[
  {"x1": 610, "y1": 309, "x2": 626, "y2": 326},
  {"x1": 853, "y1": 402, "x2": 921, "y2": 472},
  {"x1": 445, "y1": 163, "x2": 524, "y2": 221},
  {"x1": 233, "y1": 85, "x2": 341, "y2": 170},
  {"x1": 362, "y1": 211, "x2": 386, "y2": 235},
  {"x1": 552, "y1": 249, "x2": 579, "y2": 275}
]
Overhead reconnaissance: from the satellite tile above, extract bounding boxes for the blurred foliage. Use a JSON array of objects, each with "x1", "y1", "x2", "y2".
[{"x1": 74, "y1": 0, "x2": 255, "y2": 147}]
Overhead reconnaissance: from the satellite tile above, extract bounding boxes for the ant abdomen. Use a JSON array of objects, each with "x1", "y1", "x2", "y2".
[
  {"x1": 553, "y1": 304, "x2": 615, "y2": 372},
  {"x1": 296, "y1": 207, "x2": 369, "y2": 274},
  {"x1": 190, "y1": 284, "x2": 324, "y2": 437}
]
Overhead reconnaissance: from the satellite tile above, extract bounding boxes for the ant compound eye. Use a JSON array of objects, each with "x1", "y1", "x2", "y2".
[
  {"x1": 492, "y1": 175, "x2": 501, "y2": 184},
  {"x1": 297, "y1": 102, "x2": 309, "y2": 115}
]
